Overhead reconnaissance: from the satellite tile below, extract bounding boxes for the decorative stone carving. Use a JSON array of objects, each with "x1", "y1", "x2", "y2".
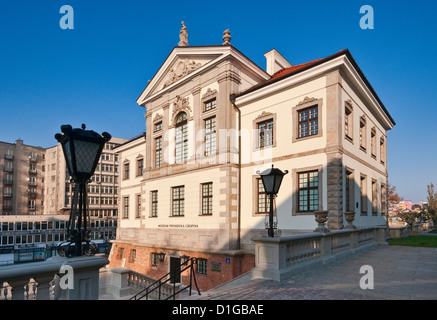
[
  {"x1": 202, "y1": 88, "x2": 217, "y2": 100},
  {"x1": 163, "y1": 59, "x2": 202, "y2": 88},
  {"x1": 344, "y1": 211, "x2": 357, "y2": 229},
  {"x1": 314, "y1": 210, "x2": 330, "y2": 233},
  {"x1": 153, "y1": 113, "x2": 163, "y2": 123},
  {"x1": 172, "y1": 95, "x2": 191, "y2": 119},
  {"x1": 222, "y1": 29, "x2": 231, "y2": 45},
  {"x1": 297, "y1": 96, "x2": 318, "y2": 106},
  {"x1": 178, "y1": 21, "x2": 188, "y2": 47},
  {"x1": 255, "y1": 111, "x2": 274, "y2": 121}
]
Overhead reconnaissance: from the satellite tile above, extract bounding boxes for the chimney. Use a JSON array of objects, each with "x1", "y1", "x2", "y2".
[{"x1": 264, "y1": 49, "x2": 292, "y2": 76}]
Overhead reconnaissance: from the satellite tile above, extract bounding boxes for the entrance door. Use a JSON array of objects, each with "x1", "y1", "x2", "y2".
[{"x1": 169, "y1": 257, "x2": 181, "y2": 283}]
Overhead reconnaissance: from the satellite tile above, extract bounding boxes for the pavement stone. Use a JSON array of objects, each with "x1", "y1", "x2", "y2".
[{"x1": 185, "y1": 245, "x2": 437, "y2": 300}]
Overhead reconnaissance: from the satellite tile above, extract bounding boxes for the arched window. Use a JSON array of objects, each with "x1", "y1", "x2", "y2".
[{"x1": 175, "y1": 112, "x2": 188, "y2": 163}]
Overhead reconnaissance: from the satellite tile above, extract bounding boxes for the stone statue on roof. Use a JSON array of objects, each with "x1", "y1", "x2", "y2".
[{"x1": 178, "y1": 21, "x2": 188, "y2": 46}]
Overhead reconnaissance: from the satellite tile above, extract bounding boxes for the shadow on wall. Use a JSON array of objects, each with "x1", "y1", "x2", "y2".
[{"x1": 107, "y1": 159, "x2": 387, "y2": 292}]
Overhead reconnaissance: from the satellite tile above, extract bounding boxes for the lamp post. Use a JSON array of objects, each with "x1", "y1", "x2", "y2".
[
  {"x1": 55, "y1": 124, "x2": 111, "y2": 257},
  {"x1": 257, "y1": 165, "x2": 289, "y2": 237}
]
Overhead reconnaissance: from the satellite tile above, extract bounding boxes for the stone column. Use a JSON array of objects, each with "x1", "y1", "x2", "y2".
[
  {"x1": 191, "y1": 86, "x2": 202, "y2": 162},
  {"x1": 325, "y1": 70, "x2": 344, "y2": 230},
  {"x1": 326, "y1": 152, "x2": 344, "y2": 230},
  {"x1": 144, "y1": 108, "x2": 152, "y2": 172}
]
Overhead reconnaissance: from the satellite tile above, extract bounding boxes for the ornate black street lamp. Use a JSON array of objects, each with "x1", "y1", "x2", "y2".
[
  {"x1": 257, "y1": 165, "x2": 289, "y2": 237},
  {"x1": 55, "y1": 124, "x2": 111, "y2": 257}
]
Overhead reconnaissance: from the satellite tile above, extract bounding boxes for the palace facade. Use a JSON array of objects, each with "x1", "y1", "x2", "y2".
[{"x1": 108, "y1": 29, "x2": 395, "y2": 291}]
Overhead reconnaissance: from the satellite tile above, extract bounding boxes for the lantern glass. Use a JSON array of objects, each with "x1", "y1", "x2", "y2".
[
  {"x1": 74, "y1": 139, "x2": 101, "y2": 175},
  {"x1": 258, "y1": 166, "x2": 288, "y2": 195},
  {"x1": 63, "y1": 140, "x2": 74, "y2": 177},
  {"x1": 261, "y1": 173, "x2": 275, "y2": 195}
]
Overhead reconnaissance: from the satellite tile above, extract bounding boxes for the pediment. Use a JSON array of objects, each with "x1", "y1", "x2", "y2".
[{"x1": 137, "y1": 48, "x2": 225, "y2": 105}]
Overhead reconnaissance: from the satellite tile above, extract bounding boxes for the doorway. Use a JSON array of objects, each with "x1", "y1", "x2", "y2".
[{"x1": 169, "y1": 257, "x2": 181, "y2": 283}]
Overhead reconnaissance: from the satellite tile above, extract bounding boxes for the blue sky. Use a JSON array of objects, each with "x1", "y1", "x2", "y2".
[{"x1": 0, "y1": 0, "x2": 436, "y2": 202}]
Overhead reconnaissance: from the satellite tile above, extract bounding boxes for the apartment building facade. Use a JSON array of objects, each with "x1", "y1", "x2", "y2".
[
  {"x1": 44, "y1": 137, "x2": 127, "y2": 219},
  {"x1": 107, "y1": 31, "x2": 395, "y2": 291},
  {"x1": 0, "y1": 139, "x2": 46, "y2": 216},
  {"x1": 0, "y1": 137, "x2": 127, "y2": 264}
]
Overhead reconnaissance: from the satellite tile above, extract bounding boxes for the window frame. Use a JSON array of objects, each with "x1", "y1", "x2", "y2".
[
  {"x1": 123, "y1": 196, "x2": 129, "y2": 219},
  {"x1": 297, "y1": 170, "x2": 320, "y2": 213},
  {"x1": 204, "y1": 116, "x2": 216, "y2": 157},
  {"x1": 344, "y1": 100, "x2": 354, "y2": 143},
  {"x1": 171, "y1": 185, "x2": 185, "y2": 217},
  {"x1": 123, "y1": 162, "x2": 130, "y2": 180},
  {"x1": 155, "y1": 136, "x2": 162, "y2": 168},
  {"x1": 253, "y1": 112, "x2": 276, "y2": 150},
  {"x1": 151, "y1": 190, "x2": 158, "y2": 217},
  {"x1": 292, "y1": 165, "x2": 323, "y2": 216},
  {"x1": 200, "y1": 182, "x2": 213, "y2": 216},
  {"x1": 197, "y1": 258, "x2": 208, "y2": 274},
  {"x1": 292, "y1": 98, "x2": 323, "y2": 143},
  {"x1": 175, "y1": 112, "x2": 188, "y2": 164}
]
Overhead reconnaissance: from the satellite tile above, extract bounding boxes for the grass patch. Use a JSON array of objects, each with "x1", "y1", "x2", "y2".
[{"x1": 387, "y1": 235, "x2": 437, "y2": 248}]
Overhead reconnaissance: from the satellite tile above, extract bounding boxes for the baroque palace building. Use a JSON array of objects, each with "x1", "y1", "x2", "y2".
[{"x1": 108, "y1": 27, "x2": 395, "y2": 291}]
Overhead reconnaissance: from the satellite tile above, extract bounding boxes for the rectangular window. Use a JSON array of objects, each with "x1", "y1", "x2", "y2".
[
  {"x1": 136, "y1": 195, "x2": 141, "y2": 218},
  {"x1": 131, "y1": 249, "x2": 136, "y2": 261},
  {"x1": 381, "y1": 183, "x2": 387, "y2": 215},
  {"x1": 345, "y1": 169, "x2": 354, "y2": 212},
  {"x1": 151, "y1": 253, "x2": 158, "y2": 266},
  {"x1": 172, "y1": 186, "x2": 185, "y2": 216},
  {"x1": 345, "y1": 104, "x2": 353, "y2": 141},
  {"x1": 204, "y1": 99, "x2": 216, "y2": 112},
  {"x1": 371, "y1": 128, "x2": 377, "y2": 159},
  {"x1": 360, "y1": 117, "x2": 367, "y2": 151},
  {"x1": 155, "y1": 136, "x2": 162, "y2": 168},
  {"x1": 151, "y1": 191, "x2": 158, "y2": 217},
  {"x1": 204, "y1": 117, "x2": 216, "y2": 156},
  {"x1": 124, "y1": 163, "x2": 130, "y2": 180},
  {"x1": 380, "y1": 138, "x2": 385, "y2": 165},
  {"x1": 298, "y1": 106, "x2": 318, "y2": 138},
  {"x1": 118, "y1": 248, "x2": 124, "y2": 259},
  {"x1": 197, "y1": 258, "x2": 207, "y2": 274},
  {"x1": 201, "y1": 183, "x2": 213, "y2": 215},
  {"x1": 257, "y1": 178, "x2": 270, "y2": 214},
  {"x1": 360, "y1": 175, "x2": 368, "y2": 215},
  {"x1": 137, "y1": 158, "x2": 144, "y2": 176},
  {"x1": 123, "y1": 196, "x2": 129, "y2": 219},
  {"x1": 258, "y1": 119, "x2": 274, "y2": 148},
  {"x1": 154, "y1": 121, "x2": 162, "y2": 132},
  {"x1": 298, "y1": 171, "x2": 319, "y2": 212},
  {"x1": 372, "y1": 179, "x2": 378, "y2": 215}
]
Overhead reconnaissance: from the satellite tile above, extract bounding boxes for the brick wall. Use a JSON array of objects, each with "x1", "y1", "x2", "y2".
[{"x1": 108, "y1": 242, "x2": 254, "y2": 292}]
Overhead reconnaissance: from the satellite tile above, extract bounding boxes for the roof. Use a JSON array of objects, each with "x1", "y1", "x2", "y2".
[
  {"x1": 113, "y1": 132, "x2": 146, "y2": 151},
  {"x1": 233, "y1": 49, "x2": 395, "y2": 126}
]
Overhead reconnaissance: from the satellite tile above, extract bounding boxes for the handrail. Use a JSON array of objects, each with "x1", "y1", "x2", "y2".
[{"x1": 130, "y1": 257, "x2": 201, "y2": 300}]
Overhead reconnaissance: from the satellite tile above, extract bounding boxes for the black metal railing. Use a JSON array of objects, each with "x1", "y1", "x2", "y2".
[{"x1": 130, "y1": 257, "x2": 201, "y2": 300}]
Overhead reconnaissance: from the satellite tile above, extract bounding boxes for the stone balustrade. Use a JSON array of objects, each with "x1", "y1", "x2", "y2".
[
  {"x1": 99, "y1": 268, "x2": 181, "y2": 300},
  {"x1": 0, "y1": 255, "x2": 109, "y2": 300},
  {"x1": 251, "y1": 227, "x2": 387, "y2": 282}
]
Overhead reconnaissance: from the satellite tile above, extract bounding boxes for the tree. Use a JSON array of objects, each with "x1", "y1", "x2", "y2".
[
  {"x1": 427, "y1": 183, "x2": 437, "y2": 226},
  {"x1": 397, "y1": 210, "x2": 417, "y2": 226},
  {"x1": 387, "y1": 183, "x2": 403, "y2": 215},
  {"x1": 427, "y1": 183, "x2": 437, "y2": 214}
]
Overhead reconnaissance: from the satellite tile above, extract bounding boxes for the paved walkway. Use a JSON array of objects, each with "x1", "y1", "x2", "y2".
[{"x1": 187, "y1": 245, "x2": 437, "y2": 300}]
